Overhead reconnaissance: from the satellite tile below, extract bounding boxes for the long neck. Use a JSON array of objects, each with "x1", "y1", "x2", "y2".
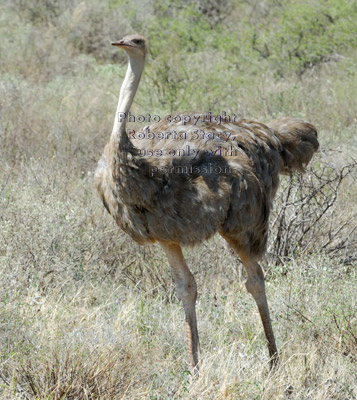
[{"x1": 110, "y1": 53, "x2": 145, "y2": 150}]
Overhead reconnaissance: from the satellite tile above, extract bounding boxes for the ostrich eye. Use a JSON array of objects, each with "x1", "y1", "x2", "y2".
[{"x1": 133, "y1": 39, "x2": 142, "y2": 45}]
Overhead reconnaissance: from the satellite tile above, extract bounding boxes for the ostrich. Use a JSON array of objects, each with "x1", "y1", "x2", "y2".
[{"x1": 94, "y1": 35, "x2": 319, "y2": 370}]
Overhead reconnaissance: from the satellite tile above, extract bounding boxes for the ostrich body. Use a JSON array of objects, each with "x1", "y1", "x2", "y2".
[{"x1": 94, "y1": 35, "x2": 319, "y2": 369}]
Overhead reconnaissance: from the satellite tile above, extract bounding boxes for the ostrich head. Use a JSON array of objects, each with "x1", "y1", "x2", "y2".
[{"x1": 111, "y1": 34, "x2": 147, "y2": 57}]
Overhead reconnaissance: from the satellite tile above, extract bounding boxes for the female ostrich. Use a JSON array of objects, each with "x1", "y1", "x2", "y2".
[{"x1": 95, "y1": 35, "x2": 319, "y2": 369}]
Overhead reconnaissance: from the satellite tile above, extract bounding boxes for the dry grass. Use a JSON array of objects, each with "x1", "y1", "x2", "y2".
[
  {"x1": 1, "y1": 0, "x2": 356, "y2": 399},
  {"x1": 1, "y1": 247, "x2": 356, "y2": 398}
]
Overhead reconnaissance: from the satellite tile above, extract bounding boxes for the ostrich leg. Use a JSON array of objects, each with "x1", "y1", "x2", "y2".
[
  {"x1": 160, "y1": 242, "x2": 200, "y2": 369},
  {"x1": 238, "y1": 250, "x2": 279, "y2": 368}
]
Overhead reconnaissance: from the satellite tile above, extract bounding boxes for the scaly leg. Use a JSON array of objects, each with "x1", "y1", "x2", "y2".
[
  {"x1": 238, "y1": 249, "x2": 279, "y2": 367},
  {"x1": 160, "y1": 242, "x2": 200, "y2": 370}
]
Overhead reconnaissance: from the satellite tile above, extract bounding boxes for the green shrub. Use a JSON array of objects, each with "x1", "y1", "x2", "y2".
[{"x1": 252, "y1": 0, "x2": 357, "y2": 75}]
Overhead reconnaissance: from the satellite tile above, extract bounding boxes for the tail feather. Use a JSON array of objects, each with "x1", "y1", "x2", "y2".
[{"x1": 267, "y1": 117, "x2": 319, "y2": 174}]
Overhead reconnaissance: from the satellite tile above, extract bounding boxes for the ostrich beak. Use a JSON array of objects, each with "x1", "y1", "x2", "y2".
[{"x1": 111, "y1": 41, "x2": 125, "y2": 47}]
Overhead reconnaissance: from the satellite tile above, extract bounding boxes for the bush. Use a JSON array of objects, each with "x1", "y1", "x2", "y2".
[
  {"x1": 268, "y1": 155, "x2": 357, "y2": 264},
  {"x1": 251, "y1": 0, "x2": 357, "y2": 75}
]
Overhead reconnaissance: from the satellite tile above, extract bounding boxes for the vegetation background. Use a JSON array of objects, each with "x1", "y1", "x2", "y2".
[{"x1": 0, "y1": 0, "x2": 356, "y2": 398}]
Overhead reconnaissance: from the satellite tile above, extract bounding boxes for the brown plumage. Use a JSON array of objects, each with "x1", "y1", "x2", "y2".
[{"x1": 94, "y1": 35, "x2": 319, "y2": 370}]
